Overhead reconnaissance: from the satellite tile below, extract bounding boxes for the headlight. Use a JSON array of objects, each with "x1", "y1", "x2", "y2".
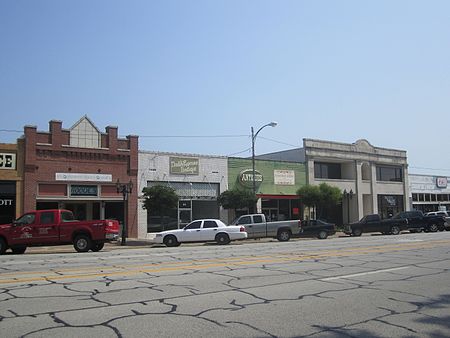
[{"x1": 156, "y1": 234, "x2": 162, "y2": 237}]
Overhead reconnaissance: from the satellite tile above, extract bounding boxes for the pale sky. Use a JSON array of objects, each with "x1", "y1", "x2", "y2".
[{"x1": 1, "y1": 1, "x2": 449, "y2": 175}]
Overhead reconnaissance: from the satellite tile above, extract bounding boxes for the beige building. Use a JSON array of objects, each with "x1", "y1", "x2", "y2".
[
  {"x1": 0, "y1": 143, "x2": 24, "y2": 223},
  {"x1": 256, "y1": 139, "x2": 409, "y2": 224},
  {"x1": 304, "y1": 139, "x2": 409, "y2": 223}
]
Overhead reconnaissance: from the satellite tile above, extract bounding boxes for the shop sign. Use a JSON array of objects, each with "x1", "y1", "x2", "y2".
[
  {"x1": 56, "y1": 173, "x2": 112, "y2": 182},
  {"x1": 0, "y1": 199, "x2": 13, "y2": 206},
  {"x1": 274, "y1": 170, "x2": 295, "y2": 185},
  {"x1": 436, "y1": 177, "x2": 448, "y2": 188},
  {"x1": 0, "y1": 153, "x2": 16, "y2": 170},
  {"x1": 170, "y1": 157, "x2": 199, "y2": 175},
  {"x1": 70, "y1": 185, "x2": 98, "y2": 197},
  {"x1": 239, "y1": 169, "x2": 263, "y2": 188}
]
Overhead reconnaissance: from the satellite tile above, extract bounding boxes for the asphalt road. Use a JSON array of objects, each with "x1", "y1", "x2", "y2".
[{"x1": 1, "y1": 232, "x2": 450, "y2": 338}]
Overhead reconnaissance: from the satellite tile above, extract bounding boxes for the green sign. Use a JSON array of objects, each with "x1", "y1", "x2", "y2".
[{"x1": 170, "y1": 157, "x2": 199, "y2": 175}]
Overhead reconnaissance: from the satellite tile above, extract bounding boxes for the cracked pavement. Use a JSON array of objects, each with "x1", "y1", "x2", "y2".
[{"x1": 0, "y1": 233, "x2": 450, "y2": 337}]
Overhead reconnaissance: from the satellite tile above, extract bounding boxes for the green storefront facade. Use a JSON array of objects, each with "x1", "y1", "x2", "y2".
[{"x1": 228, "y1": 158, "x2": 307, "y2": 220}]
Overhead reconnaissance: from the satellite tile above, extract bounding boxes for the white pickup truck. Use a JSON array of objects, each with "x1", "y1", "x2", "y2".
[{"x1": 231, "y1": 214, "x2": 301, "y2": 241}]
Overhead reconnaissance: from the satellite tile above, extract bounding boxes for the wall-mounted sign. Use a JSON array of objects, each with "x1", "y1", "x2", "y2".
[
  {"x1": 56, "y1": 173, "x2": 112, "y2": 182},
  {"x1": 170, "y1": 157, "x2": 199, "y2": 175},
  {"x1": 0, "y1": 153, "x2": 16, "y2": 170},
  {"x1": 274, "y1": 170, "x2": 295, "y2": 185},
  {"x1": 0, "y1": 199, "x2": 13, "y2": 206},
  {"x1": 239, "y1": 169, "x2": 263, "y2": 188},
  {"x1": 436, "y1": 177, "x2": 448, "y2": 188},
  {"x1": 70, "y1": 185, "x2": 98, "y2": 197}
]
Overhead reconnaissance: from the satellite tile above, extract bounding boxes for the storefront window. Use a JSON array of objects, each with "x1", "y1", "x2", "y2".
[
  {"x1": 314, "y1": 162, "x2": 341, "y2": 179},
  {"x1": 0, "y1": 181, "x2": 16, "y2": 224},
  {"x1": 376, "y1": 166, "x2": 403, "y2": 182},
  {"x1": 377, "y1": 195, "x2": 404, "y2": 219}
]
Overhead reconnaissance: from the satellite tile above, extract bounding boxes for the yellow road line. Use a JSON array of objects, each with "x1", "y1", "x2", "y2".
[{"x1": 1, "y1": 239, "x2": 449, "y2": 285}]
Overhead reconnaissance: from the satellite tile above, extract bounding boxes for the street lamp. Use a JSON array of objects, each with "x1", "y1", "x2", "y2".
[
  {"x1": 251, "y1": 121, "x2": 278, "y2": 212},
  {"x1": 343, "y1": 189, "x2": 354, "y2": 224},
  {"x1": 116, "y1": 179, "x2": 133, "y2": 246}
]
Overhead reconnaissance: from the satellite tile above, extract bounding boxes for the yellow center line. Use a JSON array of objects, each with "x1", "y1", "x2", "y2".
[{"x1": 1, "y1": 239, "x2": 449, "y2": 285}]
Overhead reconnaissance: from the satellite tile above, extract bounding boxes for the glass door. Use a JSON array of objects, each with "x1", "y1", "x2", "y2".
[{"x1": 178, "y1": 200, "x2": 192, "y2": 228}]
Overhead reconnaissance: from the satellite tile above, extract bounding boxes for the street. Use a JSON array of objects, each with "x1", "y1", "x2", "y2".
[{"x1": 1, "y1": 232, "x2": 450, "y2": 337}]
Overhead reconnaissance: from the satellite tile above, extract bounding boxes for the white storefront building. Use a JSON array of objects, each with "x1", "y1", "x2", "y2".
[
  {"x1": 137, "y1": 151, "x2": 228, "y2": 238},
  {"x1": 409, "y1": 174, "x2": 450, "y2": 212}
]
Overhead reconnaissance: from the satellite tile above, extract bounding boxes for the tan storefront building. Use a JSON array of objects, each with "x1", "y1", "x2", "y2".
[{"x1": 0, "y1": 143, "x2": 24, "y2": 223}]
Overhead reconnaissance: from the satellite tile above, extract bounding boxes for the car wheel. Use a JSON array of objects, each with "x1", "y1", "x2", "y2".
[
  {"x1": 318, "y1": 230, "x2": 328, "y2": 240},
  {"x1": 277, "y1": 229, "x2": 291, "y2": 242},
  {"x1": 429, "y1": 224, "x2": 439, "y2": 232},
  {"x1": 390, "y1": 225, "x2": 401, "y2": 235},
  {"x1": 91, "y1": 242, "x2": 105, "y2": 252},
  {"x1": 352, "y1": 228, "x2": 362, "y2": 237},
  {"x1": 73, "y1": 234, "x2": 92, "y2": 253},
  {"x1": 216, "y1": 233, "x2": 230, "y2": 245},
  {"x1": 163, "y1": 235, "x2": 180, "y2": 247},
  {"x1": 0, "y1": 238, "x2": 8, "y2": 255},
  {"x1": 11, "y1": 246, "x2": 27, "y2": 254}
]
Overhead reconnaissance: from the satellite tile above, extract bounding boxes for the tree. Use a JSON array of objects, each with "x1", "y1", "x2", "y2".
[
  {"x1": 142, "y1": 185, "x2": 179, "y2": 217},
  {"x1": 297, "y1": 183, "x2": 342, "y2": 219},
  {"x1": 218, "y1": 188, "x2": 257, "y2": 212}
]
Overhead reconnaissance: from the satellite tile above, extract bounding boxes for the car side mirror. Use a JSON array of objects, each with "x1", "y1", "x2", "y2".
[{"x1": 12, "y1": 221, "x2": 21, "y2": 227}]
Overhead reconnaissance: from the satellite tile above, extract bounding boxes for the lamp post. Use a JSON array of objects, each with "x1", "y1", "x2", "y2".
[
  {"x1": 116, "y1": 179, "x2": 133, "y2": 246},
  {"x1": 343, "y1": 189, "x2": 354, "y2": 224},
  {"x1": 251, "y1": 121, "x2": 278, "y2": 212}
]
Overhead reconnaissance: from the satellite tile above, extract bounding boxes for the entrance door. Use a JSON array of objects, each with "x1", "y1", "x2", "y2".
[
  {"x1": 65, "y1": 203, "x2": 88, "y2": 221},
  {"x1": 263, "y1": 208, "x2": 278, "y2": 222},
  {"x1": 178, "y1": 200, "x2": 192, "y2": 228}
]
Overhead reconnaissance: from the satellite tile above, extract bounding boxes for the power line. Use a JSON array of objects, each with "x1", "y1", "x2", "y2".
[
  {"x1": 257, "y1": 136, "x2": 300, "y2": 148},
  {"x1": 136, "y1": 134, "x2": 248, "y2": 139},
  {"x1": 410, "y1": 166, "x2": 450, "y2": 172},
  {"x1": 0, "y1": 129, "x2": 22, "y2": 133},
  {"x1": 227, "y1": 148, "x2": 251, "y2": 157}
]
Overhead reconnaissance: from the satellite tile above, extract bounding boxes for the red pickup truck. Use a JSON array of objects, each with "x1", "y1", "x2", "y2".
[{"x1": 0, "y1": 209, "x2": 119, "y2": 254}]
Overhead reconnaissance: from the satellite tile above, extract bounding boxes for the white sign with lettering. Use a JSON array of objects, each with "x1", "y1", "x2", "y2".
[
  {"x1": 0, "y1": 153, "x2": 16, "y2": 170},
  {"x1": 56, "y1": 173, "x2": 112, "y2": 182},
  {"x1": 274, "y1": 170, "x2": 295, "y2": 185}
]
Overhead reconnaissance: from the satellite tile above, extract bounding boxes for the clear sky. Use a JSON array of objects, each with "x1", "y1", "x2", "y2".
[{"x1": 1, "y1": 1, "x2": 449, "y2": 176}]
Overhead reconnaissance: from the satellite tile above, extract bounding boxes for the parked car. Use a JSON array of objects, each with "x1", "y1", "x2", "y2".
[
  {"x1": 424, "y1": 211, "x2": 450, "y2": 230},
  {"x1": 299, "y1": 219, "x2": 336, "y2": 239},
  {"x1": 343, "y1": 214, "x2": 408, "y2": 236},
  {"x1": 153, "y1": 219, "x2": 247, "y2": 247},
  {"x1": 393, "y1": 210, "x2": 448, "y2": 232},
  {"x1": 231, "y1": 214, "x2": 301, "y2": 241},
  {"x1": 0, "y1": 209, "x2": 119, "y2": 254}
]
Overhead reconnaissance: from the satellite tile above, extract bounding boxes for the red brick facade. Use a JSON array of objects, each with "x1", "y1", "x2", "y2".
[{"x1": 22, "y1": 117, "x2": 139, "y2": 238}]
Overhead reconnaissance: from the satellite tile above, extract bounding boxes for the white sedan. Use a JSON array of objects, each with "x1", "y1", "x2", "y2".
[{"x1": 154, "y1": 219, "x2": 248, "y2": 247}]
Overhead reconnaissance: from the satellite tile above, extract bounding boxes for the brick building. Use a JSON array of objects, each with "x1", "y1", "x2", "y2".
[{"x1": 20, "y1": 116, "x2": 139, "y2": 237}]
